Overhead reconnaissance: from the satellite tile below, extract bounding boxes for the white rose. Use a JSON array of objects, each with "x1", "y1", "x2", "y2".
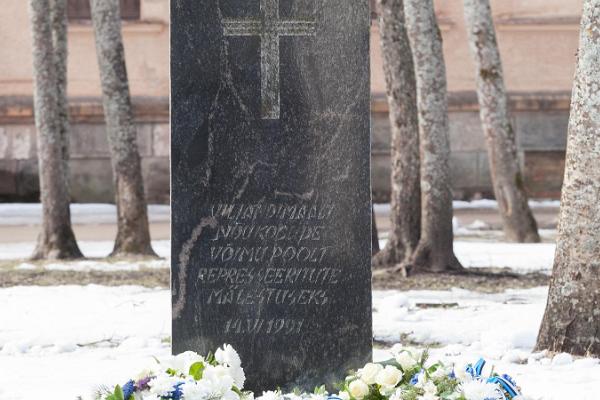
[
  {"x1": 348, "y1": 380, "x2": 370, "y2": 399},
  {"x1": 337, "y1": 392, "x2": 351, "y2": 400},
  {"x1": 375, "y1": 365, "x2": 403, "y2": 388},
  {"x1": 431, "y1": 365, "x2": 450, "y2": 379},
  {"x1": 395, "y1": 351, "x2": 418, "y2": 371},
  {"x1": 389, "y1": 388, "x2": 404, "y2": 400},
  {"x1": 358, "y1": 363, "x2": 383, "y2": 385},
  {"x1": 423, "y1": 381, "x2": 437, "y2": 396},
  {"x1": 454, "y1": 366, "x2": 473, "y2": 383}
]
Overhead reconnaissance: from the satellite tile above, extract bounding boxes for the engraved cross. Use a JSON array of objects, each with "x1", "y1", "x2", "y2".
[{"x1": 222, "y1": 0, "x2": 316, "y2": 119}]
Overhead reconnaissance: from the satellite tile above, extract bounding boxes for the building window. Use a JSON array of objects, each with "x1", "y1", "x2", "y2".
[{"x1": 67, "y1": 0, "x2": 141, "y2": 21}]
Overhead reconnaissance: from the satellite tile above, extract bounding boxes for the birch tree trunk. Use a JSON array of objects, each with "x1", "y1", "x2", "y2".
[
  {"x1": 404, "y1": 0, "x2": 462, "y2": 273},
  {"x1": 463, "y1": 0, "x2": 540, "y2": 243},
  {"x1": 29, "y1": 0, "x2": 83, "y2": 260},
  {"x1": 536, "y1": 0, "x2": 600, "y2": 357},
  {"x1": 372, "y1": 0, "x2": 421, "y2": 270},
  {"x1": 90, "y1": 0, "x2": 156, "y2": 257},
  {"x1": 52, "y1": 0, "x2": 71, "y2": 193}
]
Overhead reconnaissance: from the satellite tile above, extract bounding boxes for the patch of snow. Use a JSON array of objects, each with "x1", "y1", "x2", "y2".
[
  {"x1": 466, "y1": 219, "x2": 490, "y2": 230},
  {"x1": 452, "y1": 199, "x2": 560, "y2": 210},
  {"x1": 552, "y1": 353, "x2": 574, "y2": 366},
  {"x1": 374, "y1": 199, "x2": 560, "y2": 214},
  {"x1": 15, "y1": 262, "x2": 37, "y2": 270},
  {"x1": 0, "y1": 203, "x2": 170, "y2": 226},
  {"x1": 373, "y1": 288, "x2": 548, "y2": 352},
  {"x1": 0, "y1": 240, "x2": 170, "y2": 261},
  {"x1": 454, "y1": 241, "x2": 555, "y2": 273},
  {"x1": 0, "y1": 285, "x2": 599, "y2": 399},
  {"x1": 377, "y1": 239, "x2": 556, "y2": 274},
  {"x1": 43, "y1": 259, "x2": 168, "y2": 272}
]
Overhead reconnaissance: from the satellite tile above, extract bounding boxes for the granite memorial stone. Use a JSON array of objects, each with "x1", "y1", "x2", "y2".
[{"x1": 171, "y1": 0, "x2": 371, "y2": 391}]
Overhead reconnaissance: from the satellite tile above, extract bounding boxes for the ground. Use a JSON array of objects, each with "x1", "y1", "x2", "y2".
[{"x1": 0, "y1": 202, "x2": 598, "y2": 400}]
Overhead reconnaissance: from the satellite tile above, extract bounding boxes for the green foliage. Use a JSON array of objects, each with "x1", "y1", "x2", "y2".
[
  {"x1": 205, "y1": 351, "x2": 217, "y2": 366},
  {"x1": 106, "y1": 385, "x2": 124, "y2": 400},
  {"x1": 314, "y1": 385, "x2": 327, "y2": 395},
  {"x1": 189, "y1": 361, "x2": 205, "y2": 380}
]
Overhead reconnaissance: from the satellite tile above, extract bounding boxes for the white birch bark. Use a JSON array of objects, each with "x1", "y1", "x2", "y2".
[
  {"x1": 536, "y1": 0, "x2": 600, "y2": 356},
  {"x1": 90, "y1": 0, "x2": 156, "y2": 257},
  {"x1": 372, "y1": 0, "x2": 421, "y2": 270},
  {"x1": 463, "y1": 0, "x2": 540, "y2": 243},
  {"x1": 29, "y1": 0, "x2": 82, "y2": 260},
  {"x1": 404, "y1": 0, "x2": 462, "y2": 272}
]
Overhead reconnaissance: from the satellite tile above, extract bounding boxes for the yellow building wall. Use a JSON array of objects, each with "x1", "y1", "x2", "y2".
[
  {"x1": 0, "y1": 0, "x2": 584, "y2": 99},
  {"x1": 0, "y1": 0, "x2": 169, "y2": 98}
]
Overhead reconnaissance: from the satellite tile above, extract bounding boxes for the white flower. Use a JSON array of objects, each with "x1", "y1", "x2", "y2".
[
  {"x1": 229, "y1": 364, "x2": 246, "y2": 389},
  {"x1": 203, "y1": 365, "x2": 236, "y2": 392},
  {"x1": 348, "y1": 379, "x2": 370, "y2": 399},
  {"x1": 423, "y1": 381, "x2": 437, "y2": 396},
  {"x1": 337, "y1": 391, "x2": 351, "y2": 400},
  {"x1": 394, "y1": 351, "x2": 418, "y2": 371},
  {"x1": 430, "y1": 365, "x2": 451, "y2": 379},
  {"x1": 161, "y1": 351, "x2": 204, "y2": 375},
  {"x1": 257, "y1": 390, "x2": 284, "y2": 400},
  {"x1": 181, "y1": 380, "x2": 212, "y2": 400},
  {"x1": 358, "y1": 363, "x2": 383, "y2": 385},
  {"x1": 460, "y1": 380, "x2": 504, "y2": 400},
  {"x1": 454, "y1": 366, "x2": 474, "y2": 383},
  {"x1": 216, "y1": 344, "x2": 243, "y2": 367},
  {"x1": 147, "y1": 373, "x2": 182, "y2": 397},
  {"x1": 139, "y1": 394, "x2": 161, "y2": 400},
  {"x1": 389, "y1": 388, "x2": 404, "y2": 400},
  {"x1": 214, "y1": 345, "x2": 246, "y2": 389},
  {"x1": 375, "y1": 365, "x2": 403, "y2": 388},
  {"x1": 417, "y1": 393, "x2": 439, "y2": 400}
]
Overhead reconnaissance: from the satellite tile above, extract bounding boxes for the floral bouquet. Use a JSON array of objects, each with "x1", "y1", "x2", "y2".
[
  {"x1": 97, "y1": 344, "x2": 250, "y2": 400},
  {"x1": 332, "y1": 345, "x2": 527, "y2": 400},
  {"x1": 98, "y1": 344, "x2": 529, "y2": 400}
]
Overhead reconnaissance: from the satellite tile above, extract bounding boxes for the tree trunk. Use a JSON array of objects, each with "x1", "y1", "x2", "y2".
[
  {"x1": 29, "y1": 0, "x2": 83, "y2": 260},
  {"x1": 403, "y1": 0, "x2": 462, "y2": 273},
  {"x1": 463, "y1": 0, "x2": 540, "y2": 243},
  {"x1": 536, "y1": 0, "x2": 600, "y2": 357},
  {"x1": 372, "y1": 0, "x2": 421, "y2": 270},
  {"x1": 52, "y1": 0, "x2": 71, "y2": 193},
  {"x1": 90, "y1": 0, "x2": 156, "y2": 257}
]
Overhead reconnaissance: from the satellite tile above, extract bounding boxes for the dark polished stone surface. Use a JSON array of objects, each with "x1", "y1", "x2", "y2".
[{"x1": 171, "y1": 0, "x2": 371, "y2": 391}]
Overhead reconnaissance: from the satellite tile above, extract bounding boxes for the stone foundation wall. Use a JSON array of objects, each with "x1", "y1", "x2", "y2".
[
  {"x1": 0, "y1": 92, "x2": 568, "y2": 203},
  {"x1": 0, "y1": 97, "x2": 169, "y2": 203},
  {"x1": 372, "y1": 91, "x2": 569, "y2": 202}
]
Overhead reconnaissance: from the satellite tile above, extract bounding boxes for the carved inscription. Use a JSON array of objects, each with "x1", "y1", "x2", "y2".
[{"x1": 203, "y1": 199, "x2": 337, "y2": 335}]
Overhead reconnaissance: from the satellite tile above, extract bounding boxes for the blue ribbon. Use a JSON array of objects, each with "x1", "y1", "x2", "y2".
[{"x1": 463, "y1": 359, "x2": 520, "y2": 400}]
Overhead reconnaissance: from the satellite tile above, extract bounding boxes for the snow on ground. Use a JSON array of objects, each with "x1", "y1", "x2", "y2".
[
  {"x1": 0, "y1": 200, "x2": 557, "y2": 227},
  {"x1": 453, "y1": 241, "x2": 555, "y2": 273},
  {"x1": 373, "y1": 288, "x2": 600, "y2": 400},
  {"x1": 0, "y1": 285, "x2": 171, "y2": 400},
  {"x1": 1, "y1": 285, "x2": 599, "y2": 399},
  {"x1": 0, "y1": 204, "x2": 170, "y2": 226},
  {"x1": 3, "y1": 239, "x2": 554, "y2": 273},
  {"x1": 0, "y1": 240, "x2": 170, "y2": 262},
  {"x1": 373, "y1": 199, "x2": 560, "y2": 215},
  {"x1": 376, "y1": 239, "x2": 556, "y2": 274}
]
